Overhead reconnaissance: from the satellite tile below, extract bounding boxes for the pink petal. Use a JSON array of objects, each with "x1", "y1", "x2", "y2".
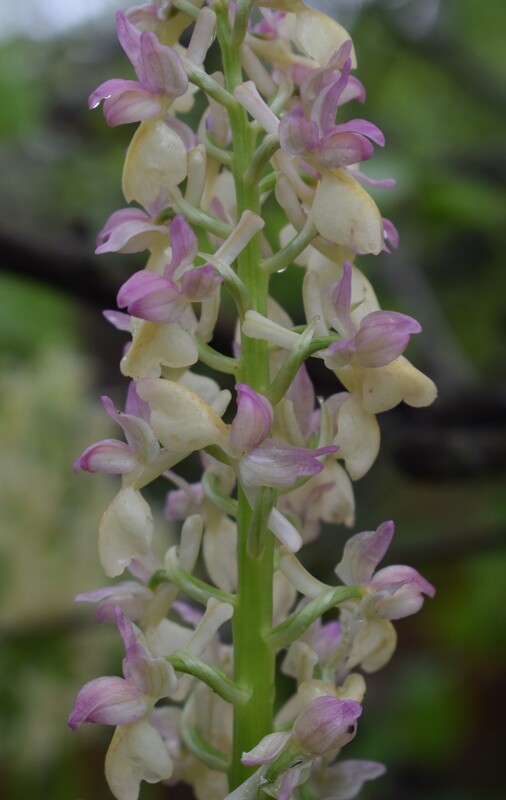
[
  {"x1": 318, "y1": 131, "x2": 374, "y2": 168},
  {"x1": 279, "y1": 106, "x2": 319, "y2": 156},
  {"x1": 335, "y1": 521, "x2": 395, "y2": 586},
  {"x1": 239, "y1": 441, "x2": 337, "y2": 489},
  {"x1": 138, "y1": 31, "x2": 188, "y2": 98},
  {"x1": 337, "y1": 118, "x2": 385, "y2": 147},
  {"x1": 382, "y1": 218, "x2": 400, "y2": 252},
  {"x1": 166, "y1": 214, "x2": 198, "y2": 274},
  {"x1": 181, "y1": 264, "x2": 222, "y2": 300},
  {"x1": 311, "y1": 59, "x2": 352, "y2": 135},
  {"x1": 96, "y1": 208, "x2": 169, "y2": 255},
  {"x1": 116, "y1": 11, "x2": 143, "y2": 71},
  {"x1": 354, "y1": 311, "x2": 421, "y2": 368},
  {"x1": 286, "y1": 363, "x2": 317, "y2": 439},
  {"x1": 73, "y1": 439, "x2": 135, "y2": 474},
  {"x1": 370, "y1": 564, "x2": 435, "y2": 619},
  {"x1": 75, "y1": 582, "x2": 153, "y2": 622},
  {"x1": 88, "y1": 78, "x2": 142, "y2": 111},
  {"x1": 330, "y1": 261, "x2": 355, "y2": 338},
  {"x1": 68, "y1": 675, "x2": 146, "y2": 730},
  {"x1": 117, "y1": 270, "x2": 183, "y2": 323},
  {"x1": 102, "y1": 89, "x2": 161, "y2": 126},
  {"x1": 230, "y1": 384, "x2": 273, "y2": 453},
  {"x1": 103, "y1": 309, "x2": 132, "y2": 331}
]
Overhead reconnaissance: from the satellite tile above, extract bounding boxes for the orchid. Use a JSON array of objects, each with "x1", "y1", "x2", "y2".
[
  {"x1": 68, "y1": 607, "x2": 178, "y2": 797},
  {"x1": 71, "y1": 3, "x2": 437, "y2": 799},
  {"x1": 322, "y1": 260, "x2": 422, "y2": 369},
  {"x1": 335, "y1": 520, "x2": 436, "y2": 620},
  {"x1": 89, "y1": 12, "x2": 188, "y2": 126},
  {"x1": 225, "y1": 696, "x2": 362, "y2": 800},
  {"x1": 279, "y1": 46, "x2": 384, "y2": 172}
]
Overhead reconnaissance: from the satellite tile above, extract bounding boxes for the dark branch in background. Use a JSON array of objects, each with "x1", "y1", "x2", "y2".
[{"x1": 0, "y1": 227, "x2": 115, "y2": 308}]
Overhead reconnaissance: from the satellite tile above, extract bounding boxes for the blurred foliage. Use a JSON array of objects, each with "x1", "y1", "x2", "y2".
[{"x1": 0, "y1": 0, "x2": 505, "y2": 799}]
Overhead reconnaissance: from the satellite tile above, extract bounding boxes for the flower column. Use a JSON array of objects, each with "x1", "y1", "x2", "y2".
[{"x1": 214, "y1": 1, "x2": 276, "y2": 790}]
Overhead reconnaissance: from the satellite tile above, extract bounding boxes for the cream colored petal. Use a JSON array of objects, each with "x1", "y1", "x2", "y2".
[
  {"x1": 180, "y1": 370, "x2": 228, "y2": 406},
  {"x1": 273, "y1": 568, "x2": 298, "y2": 627},
  {"x1": 308, "y1": 461, "x2": 355, "y2": 528},
  {"x1": 122, "y1": 119, "x2": 188, "y2": 206},
  {"x1": 294, "y1": 7, "x2": 357, "y2": 67},
  {"x1": 105, "y1": 720, "x2": 173, "y2": 800},
  {"x1": 359, "y1": 356, "x2": 438, "y2": 414},
  {"x1": 136, "y1": 378, "x2": 229, "y2": 453},
  {"x1": 311, "y1": 170, "x2": 384, "y2": 255},
  {"x1": 203, "y1": 515, "x2": 237, "y2": 592},
  {"x1": 144, "y1": 618, "x2": 192, "y2": 657},
  {"x1": 99, "y1": 487, "x2": 153, "y2": 578},
  {"x1": 334, "y1": 395, "x2": 380, "y2": 480},
  {"x1": 346, "y1": 615, "x2": 397, "y2": 673},
  {"x1": 120, "y1": 321, "x2": 198, "y2": 381}
]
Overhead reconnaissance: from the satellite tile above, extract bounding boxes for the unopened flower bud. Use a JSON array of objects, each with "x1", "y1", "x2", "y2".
[{"x1": 293, "y1": 695, "x2": 362, "y2": 755}]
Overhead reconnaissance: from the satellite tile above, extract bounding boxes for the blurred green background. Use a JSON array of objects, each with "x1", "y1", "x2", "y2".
[{"x1": 0, "y1": 1, "x2": 505, "y2": 798}]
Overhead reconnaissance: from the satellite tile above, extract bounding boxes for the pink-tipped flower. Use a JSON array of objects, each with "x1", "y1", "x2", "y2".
[
  {"x1": 69, "y1": 608, "x2": 176, "y2": 798},
  {"x1": 116, "y1": 215, "x2": 222, "y2": 324},
  {"x1": 335, "y1": 520, "x2": 435, "y2": 619},
  {"x1": 89, "y1": 12, "x2": 188, "y2": 126},
  {"x1": 73, "y1": 391, "x2": 159, "y2": 476},
  {"x1": 228, "y1": 382, "x2": 336, "y2": 489},
  {"x1": 293, "y1": 695, "x2": 362, "y2": 755},
  {"x1": 369, "y1": 565, "x2": 437, "y2": 620},
  {"x1": 323, "y1": 261, "x2": 421, "y2": 368},
  {"x1": 68, "y1": 607, "x2": 177, "y2": 731},
  {"x1": 300, "y1": 41, "x2": 365, "y2": 108},
  {"x1": 95, "y1": 208, "x2": 170, "y2": 255},
  {"x1": 235, "y1": 694, "x2": 363, "y2": 800},
  {"x1": 279, "y1": 49, "x2": 384, "y2": 171}
]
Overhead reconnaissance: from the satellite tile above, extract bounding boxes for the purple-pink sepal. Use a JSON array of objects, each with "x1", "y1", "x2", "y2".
[
  {"x1": 68, "y1": 675, "x2": 147, "y2": 731},
  {"x1": 75, "y1": 582, "x2": 153, "y2": 622},
  {"x1": 335, "y1": 520, "x2": 435, "y2": 618},
  {"x1": 239, "y1": 441, "x2": 338, "y2": 489},
  {"x1": 370, "y1": 564, "x2": 436, "y2": 619},
  {"x1": 68, "y1": 607, "x2": 177, "y2": 731},
  {"x1": 73, "y1": 439, "x2": 135, "y2": 474},
  {"x1": 230, "y1": 383, "x2": 274, "y2": 453},
  {"x1": 96, "y1": 208, "x2": 169, "y2": 255},
  {"x1": 89, "y1": 12, "x2": 188, "y2": 126},
  {"x1": 325, "y1": 261, "x2": 421, "y2": 368}
]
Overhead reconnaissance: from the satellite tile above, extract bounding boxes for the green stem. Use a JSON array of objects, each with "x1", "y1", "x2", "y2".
[
  {"x1": 245, "y1": 134, "x2": 280, "y2": 187},
  {"x1": 170, "y1": 0, "x2": 200, "y2": 20},
  {"x1": 266, "y1": 586, "x2": 364, "y2": 651},
  {"x1": 216, "y1": 5, "x2": 275, "y2": 790},
  {"x1": 167, "y1": 651, "x2": 251, "y2": 706},
  {"x1": 201, "y1": 471, "x2": 238, "y2": 517},
  {"x1": 260, "y1": 217, "x2": 317, "y2": 273},
  {"x1": 195, "y1": 337, "x2": 240, "y2": 375},
  {"x1": 164, "y1": 187, "x2": 234, "y2": 239},
  {"x1": 183, "y1": 59, "x2": 238, "y2": 111},
  {"x1": 181, "y1": 723, "x2": 231, "y2": 772},
  {"x1": 165, "y1": 546, "x2": 237, "y2": 607}
]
